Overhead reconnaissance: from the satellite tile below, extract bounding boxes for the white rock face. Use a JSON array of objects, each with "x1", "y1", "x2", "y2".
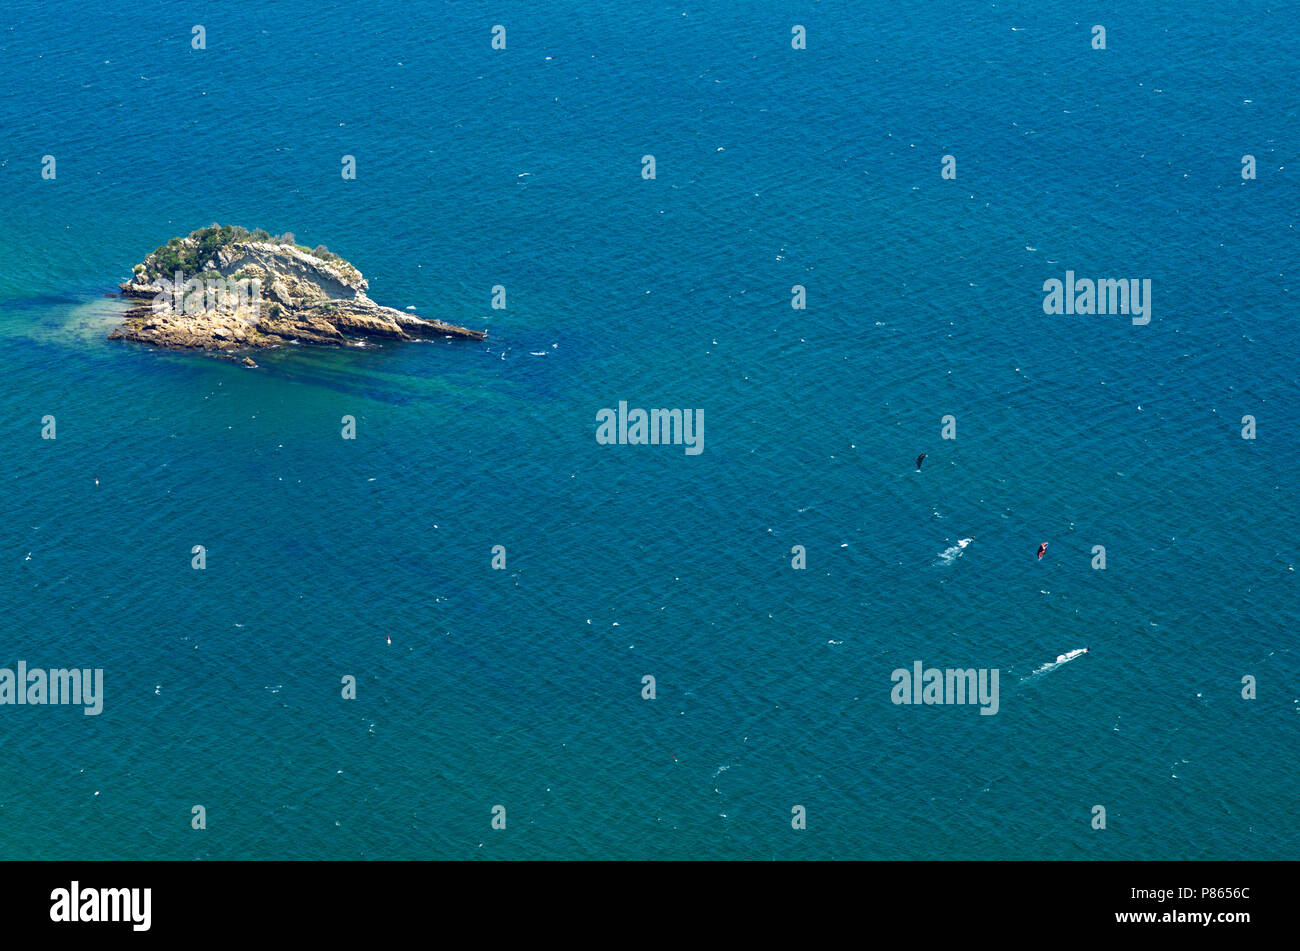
[{"x1": 112, "y1": 231, "x2": 485, "y2": 350}]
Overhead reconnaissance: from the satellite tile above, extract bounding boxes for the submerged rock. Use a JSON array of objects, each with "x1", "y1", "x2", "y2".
[{"x1": 110, "y1": 224, "x2": 486, "y2": 351}]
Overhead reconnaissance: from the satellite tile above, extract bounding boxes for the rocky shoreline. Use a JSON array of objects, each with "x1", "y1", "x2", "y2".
[{"x1": 109, "y1": 225, "x2": 486, "y2": 352}]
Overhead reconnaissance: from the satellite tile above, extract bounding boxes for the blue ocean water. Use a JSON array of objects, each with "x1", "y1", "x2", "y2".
[{"x1": 0, "y1": 1, "x2": 1295, "y2": 859}]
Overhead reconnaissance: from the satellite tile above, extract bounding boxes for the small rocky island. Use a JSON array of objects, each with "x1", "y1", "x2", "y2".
[{"x1": 111, "y1": 224, "x2": 486, "y2": 352}]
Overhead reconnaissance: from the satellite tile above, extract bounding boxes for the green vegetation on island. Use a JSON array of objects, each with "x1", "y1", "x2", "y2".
[
  {"x1": 143, "y1": 223, "x2": 348, "y2": 281},
  {"x1": 112, "y1": 223, "x2": 487, "y2": 352}
]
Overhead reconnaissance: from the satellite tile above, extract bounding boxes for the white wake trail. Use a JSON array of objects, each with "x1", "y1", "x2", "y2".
[
  {"x1": 935, "y1": 537, "x2": 974, "y2": 565},
  {"x1": 1022, "y1": 647, "x2": 1089, "y2": 682}
]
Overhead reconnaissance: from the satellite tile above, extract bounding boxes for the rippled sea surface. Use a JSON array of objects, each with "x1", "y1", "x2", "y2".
[{"x1": 0, "y1": 1, "x2": 1295, "y2": 858}]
